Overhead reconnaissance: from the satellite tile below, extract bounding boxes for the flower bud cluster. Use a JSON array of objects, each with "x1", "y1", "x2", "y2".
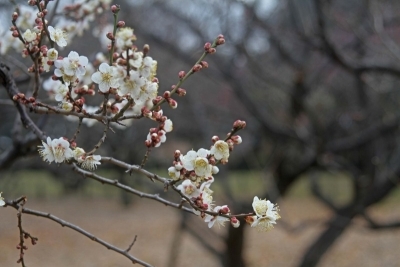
[{"x1": 145, "y1": 111, "x2": 173, "y2": 148}]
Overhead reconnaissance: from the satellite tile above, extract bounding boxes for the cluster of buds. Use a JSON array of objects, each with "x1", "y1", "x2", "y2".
[
  {"x1": 144, "y1": 110, "x2": 173, "y2": 148},
  {"x1": 12, "y1": 93, "x2": 36, "y2": 105}
]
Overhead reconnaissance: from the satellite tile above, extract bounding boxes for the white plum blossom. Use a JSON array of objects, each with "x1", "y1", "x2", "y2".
[
  {"x1": 38, "y1": 137, "x2": 73, "y2": 163},
  {"x1": 204, "y1": 206, "x2": 230, "y2": 228},
  {"x1": 60, "y1": 51, "x2": 89, "y2": 77},
  {"x1": 168, "y1": 166, "x2": 181, "y2": 180},
  {"x1": 177, "y1": 179, "x2": 201, "y2": 198},
  {"x1": 91, "y1": 63, "x2": 120, "y2": 92},
  {"x1": 115, "y1": 27, "x2": 136, "y2": 49},
  {"x1": 181, "y1": 148, "x2": 212, "y2": 177},
  {"x1": 210, "y1": 140, "x2": 229, "y2": 161},
  {"x1": 54, "y1": 82, "x2": 68, "y2": 101},
  {"x1": 140, "y1": 56, "x2": 157, "y2": 79},
  {"x1": 48, "y1": 26, "x2": 67, "y2": 47},
  {"x1": 250, "y1": 216, "x2": 277, "y2": 232},
  {"x1": 23, "y1": 29, "x2": 37, "y2": 42},
  {"x1": 80, "y1": 155, "x2": 102, "y2": 170},
  {"x1": 60, "y1": 101, "x2": 73, "y2": 111},
  {"x1": 0, "y1": 192, "x2": 4, "y2": 206},
  {"x1": 118, "y1": 70, "x2": 145, "y2": 96},
  {"x1": 250, "y1": 196, "x2": 280, "y2": 232},
  {"x1": 163, "y1": 119, "x2": 173, "y2": 132},
  {"x1": 47, "y1": 48, "x2": 58, "y2": 61}
]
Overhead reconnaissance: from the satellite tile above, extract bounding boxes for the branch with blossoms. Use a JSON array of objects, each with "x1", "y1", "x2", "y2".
[{"x1": 0, "y1": 1, "x2": 281, "y2": 266}]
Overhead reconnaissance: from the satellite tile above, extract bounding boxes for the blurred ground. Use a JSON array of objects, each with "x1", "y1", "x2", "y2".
[{"x1": 1, "y1": 195, "x2": 399, "y2": 267}]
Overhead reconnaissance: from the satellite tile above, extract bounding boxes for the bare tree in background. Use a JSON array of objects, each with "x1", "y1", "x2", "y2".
[{"x1": 110, "y1": 0, "x2": 400, "y2": 266}]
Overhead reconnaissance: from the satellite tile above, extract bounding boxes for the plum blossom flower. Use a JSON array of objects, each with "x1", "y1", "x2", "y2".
[
  {"x1": 38, "y1": 137, "x2": 73, "y2": 163},
  {"x1": 204, "y1": 206, "x2": 230, "y2": 228},
  {"x1": 250, "y1": 196, "x2": 280, "y2": 232},
  {"x1": 91, "y1": 63, "x2": 120, "y2": 92},
  {"x1": 115, "y1": 27, "x2": 136, "y2": 49},
  {"x1": 47, "y1": 48, "x2": 58, "y2": 61},
  {"x1": 0, "y1": 192, "x2": 5, "y2": 206},
  {"x1": 23, "y1": 29, "x2": 37, "y2": 42},
  {"x1": 80, "y1": 155, "x2": 101, "y2": 170},
  {"x1": 54, "y1": 82, "x2": 68, "y2": 101},
  {"x1": 210, "y1": 140, "x2": 229, "y2": 161},
  {"x1": 60, "y1": 51, "x2": 89, "y2": 77},
  {"x1": 48, "y1": 26, "x2": 67, "y2": 47},
  {"x1": 163, "y1": 119, "x2": 173, "y2": 132},
  {"x1": 168, "y1": 166, "x2": 181, "y2": 180},
  {"x1": 118, "y1": 70, "x2": 145, "y2": 96},
  {"x1": 180, "y1": 148, "x2": 212, "y2": 177},
  {"x1": 177, "y1": 179, "x2": 201, "y2": 198}
]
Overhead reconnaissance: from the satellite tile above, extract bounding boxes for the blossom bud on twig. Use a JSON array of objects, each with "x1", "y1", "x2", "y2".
[
  {"x1": 178, "y1": 71, "x2": 186, "y2": 79},
  {"x1": 231, "y1": 217, "x2": 240, "y2": 228},
  {"x1": 176, "y1": 88, "x2": 186, "y2": 96}
]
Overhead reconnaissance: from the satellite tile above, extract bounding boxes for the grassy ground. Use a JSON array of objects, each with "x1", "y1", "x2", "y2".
[{"x1": 0, "y1": 170, "x2": 399, "y2": 267}]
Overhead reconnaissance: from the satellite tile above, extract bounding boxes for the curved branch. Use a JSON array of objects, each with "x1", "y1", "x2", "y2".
[{"x1": 4, "y1": 198, "x2": 153, "y2": 267}]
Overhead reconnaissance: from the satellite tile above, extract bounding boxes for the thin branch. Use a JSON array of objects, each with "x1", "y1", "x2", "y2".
[{"x1": 5, "y1": 199, "x2": 153, "y2": 267}]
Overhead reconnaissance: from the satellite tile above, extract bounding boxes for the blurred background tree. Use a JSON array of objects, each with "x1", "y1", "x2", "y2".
[{"x1": 1, "y1": 0, "x2": 400, "y2": 266}]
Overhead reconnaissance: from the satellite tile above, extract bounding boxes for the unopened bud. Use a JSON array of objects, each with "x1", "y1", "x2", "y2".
[
  {"x1": 117, "y1": 21, "x2": 125, "y2": 28},
  {"x1": 12, "y1": 12, "x2": 19, "y2": 21},
  {"x1": 106, "y1": 32, "x2": 114, "y2": 40},
  {"x1": 176, "y1": 88, "x2": 186, "y2": 97},
  {"x1": 168, "y1": 98, "x2": 178, "y2": 109},
  {"x1": 231, "y1": 217, "x2": 240, "y2": 228},
  {"x1": 199, "y1": 61, "x2": 208, "y2": 68},
  {"x1": 245, "y1": 216, "x2": 255, "y2": 225},
  {"x1": 207, "y1": 48, "x2": 216, "y2": 54},
  {"x1": 211, "y1": 135, "x2": 219, "y2": 143},
  {"x1": 174, "y1": 150, "x2": 181, "y2": 159},
  {"x1": 233, "y1": 120, "x2": 246, "y2": 129},
  {"x1": 219, "y1": 205, "x2": 230, "y2": 214},
  {"x1": 204, "y1": 42, "x2": 211, "y2": 50},
  {"x1": 144, "y1": 140, "x2": 152, "y2": 147},
  {"x1": 111, "y1": 5, "x2": 120, "y2": 13},
  {"x1": 231, "y1": 135, "x2": 242, "y2": 144},
  {"x1": 143, "y1": 44, "x2": 150, "y2": 55},
  {"x1": 192, "y1": 64, "x2": 202, "y2": 72},
  {"x1": 178, "y1": 71, "x2": 186, "y2": 79},
  {"x1": 163, "y1": 91, "x2": 171, "y2": 99},
  {"x1": 12, "y1": 30, "x2": 19, "y2": 37}
]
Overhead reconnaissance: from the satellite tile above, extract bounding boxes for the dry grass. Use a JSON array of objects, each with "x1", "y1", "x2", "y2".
[{"x1": 1, "y1": 195, "x2": 399, "y2": 267}]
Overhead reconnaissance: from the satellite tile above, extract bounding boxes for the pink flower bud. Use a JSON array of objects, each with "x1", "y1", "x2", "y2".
[
  {"x1": 178, "y1": 71, "x2": 186, "y2": 79},
  {"x1": 220, "y1": 205, "x2": 230, "y2": 214},
  {"x1": 163, "y1": 91, "x2": 171, "y2": 98},
  {"x1": 117, "y1": 21, "x2": 125, "y2": 28},
  {"x1": 211, "y1": 135, "x2": 219, "y2": 143},
  {"x1": 12, "y1": 30, "x2": 19, "y2": 37},
  {"x1": 231, "y1": 217, "x2": 240, "y2": 228},
  {"x1": 144, "y1": 140, "x2": 152, "y2": 147},
  {"x1": 12, "y1": 12, "x2": 19, "y2": 21},
  {"x1": 111, "y1": 5, "x2": 120, "y2": 13},
  {"x1": 207, "y1": 48, "x2": 216, "y2": 54},
  {"x1": 231, "y1": 135, "x2": 242, "y2": 144},
  {"x1": 143, "y1": 44, "x2": 150, "y2": 54},
  {"x1": 176, "y1": 88, "x2": 186, "y2": 96},
  {"x1": 233, "y1": 120, "x2": 246, "y2": 129},
  {"x1": 174, "y1": 150, "x2": 181, "y2": 158},
  {"x1": 192, "y1": 64, "x2": 202, "y2": 72},
  {"x1": 106, "y1": 32, "x2": 114, "y2": 40},
  {"x1": 199, "y1": 61, "x2": 208, "y2": 68},
  {"x1": 216, "y1": 36, "x2": 225, "y2": 45},
  {"x1": 204, "y1": 42, "x2": 211, "y2": 50}
]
